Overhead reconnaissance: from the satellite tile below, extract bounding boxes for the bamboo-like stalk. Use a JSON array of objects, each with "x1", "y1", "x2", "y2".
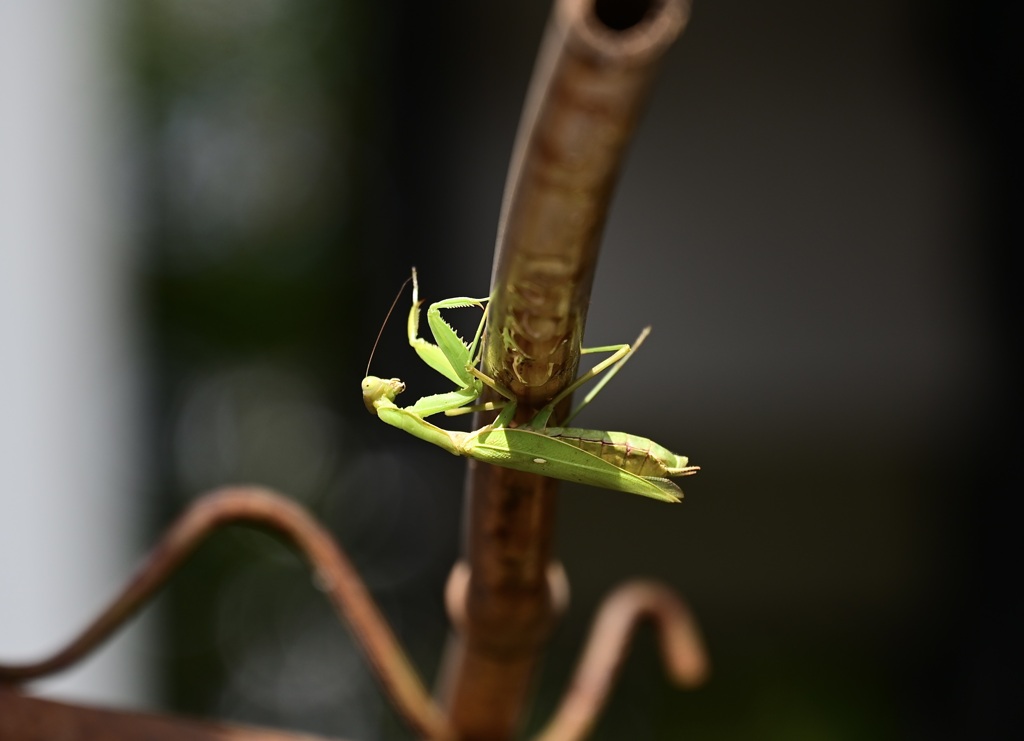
[{"x1": 440, "y1": 1, "x2": 690, "y2": 738}]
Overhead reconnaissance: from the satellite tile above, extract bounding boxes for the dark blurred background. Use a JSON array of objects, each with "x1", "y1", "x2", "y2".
[{"x1": 2, "y1": 0, "x2": 1019, "y2": 738}]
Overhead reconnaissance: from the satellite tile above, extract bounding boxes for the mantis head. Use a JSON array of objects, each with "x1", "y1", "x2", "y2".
[{"x1": 361, "y1": 376, "x2": 405, "y2": 414}]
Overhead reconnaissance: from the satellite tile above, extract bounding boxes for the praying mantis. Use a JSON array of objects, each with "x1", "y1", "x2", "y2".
[{"x1": 361, "y1": 270, "x2": 698, "y2": 503}]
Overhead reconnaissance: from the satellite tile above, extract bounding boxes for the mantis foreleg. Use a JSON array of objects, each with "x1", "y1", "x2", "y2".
[{"x1": 401, "y1": 268, "x2": 513, "y2": 418}]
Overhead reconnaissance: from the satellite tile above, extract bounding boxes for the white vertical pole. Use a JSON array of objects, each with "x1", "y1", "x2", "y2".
[{"x1": 0, "y1": 1, "x2": 149, "y2": 706}]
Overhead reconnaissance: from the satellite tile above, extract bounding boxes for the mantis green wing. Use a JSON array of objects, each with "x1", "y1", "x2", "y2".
[
  {"x1": 362, "y1": 381, "x2": 689, "y2": 503},
  {"x1": 466, "y1": 427, "x2": 685, "y2": 503}
]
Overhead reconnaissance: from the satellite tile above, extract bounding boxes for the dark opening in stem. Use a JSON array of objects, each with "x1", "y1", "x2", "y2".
[{"x1": 593, "y1": 0, "x2": 658, "y2": 31}]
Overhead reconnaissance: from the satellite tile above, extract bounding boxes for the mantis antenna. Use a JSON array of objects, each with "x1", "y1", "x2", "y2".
[{"x1": 365, "y1": 271, "x2": 415, "y2": 377}]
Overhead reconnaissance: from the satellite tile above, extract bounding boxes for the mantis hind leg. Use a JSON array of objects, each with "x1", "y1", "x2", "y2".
[
  {"x1": 453, "y1": 327, "x2": 650, "y2": 429},
  {"x1": 529, "y1": 327, "x2": 652, "y2": 428}
]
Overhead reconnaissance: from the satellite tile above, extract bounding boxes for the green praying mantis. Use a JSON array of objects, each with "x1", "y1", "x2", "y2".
[{"x1": 361, "y1": 270, "x2": 698, "y2": 503}]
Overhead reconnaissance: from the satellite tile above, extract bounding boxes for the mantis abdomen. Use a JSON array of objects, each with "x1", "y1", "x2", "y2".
[{"x1": 541, "y1": 427, "x2": 697, "y2": 479}]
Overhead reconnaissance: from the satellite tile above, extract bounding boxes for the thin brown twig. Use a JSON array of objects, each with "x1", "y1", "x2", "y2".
[
  {"x1": 0, "y1": 487, "x2": 453, "y2": 741},
  {"x1": 531, "y1": 580, "x2": 709, "y2": 741}
]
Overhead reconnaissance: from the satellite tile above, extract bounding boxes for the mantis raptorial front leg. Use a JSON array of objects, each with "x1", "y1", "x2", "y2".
[
  {"x1": 400, "y1": 268, "x2": 502, "y2": 417},
  {"x1": 362, "y1": 275, "x2": 698, "y2": 502}
]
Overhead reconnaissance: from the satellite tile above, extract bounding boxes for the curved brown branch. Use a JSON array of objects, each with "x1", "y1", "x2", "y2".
[
  {"x1": 531, "y1": 580, "x2": 708, "y2": 741},
  {"x1": 485, "y1": 0, "x2": 690, "y2": 406},
  {"x1": 442, "y1": 1, "x2": 692, "y2": 737},
  {"x1": 0, "y1": 487, "x2": 453, "y2": 741}
]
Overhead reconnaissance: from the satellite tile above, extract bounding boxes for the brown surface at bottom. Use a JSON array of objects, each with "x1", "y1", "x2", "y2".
[{"x1": 0, "y1": 686, "x2": 343, "y2": 741}]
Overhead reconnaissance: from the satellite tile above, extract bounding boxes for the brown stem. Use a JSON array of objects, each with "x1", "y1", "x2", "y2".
[
  {"x1": 0, "y1": 487, "x2": 453, "y2": 741},
  {"x1": 531, "y1": 581, "x2": 709, "y2": 741},
  {"x1": 486, "y1": 0, "x2": 690, "y2": 407},
  {"x1": 440, "y1": 1, "x2": 690, "y2": 738}
]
